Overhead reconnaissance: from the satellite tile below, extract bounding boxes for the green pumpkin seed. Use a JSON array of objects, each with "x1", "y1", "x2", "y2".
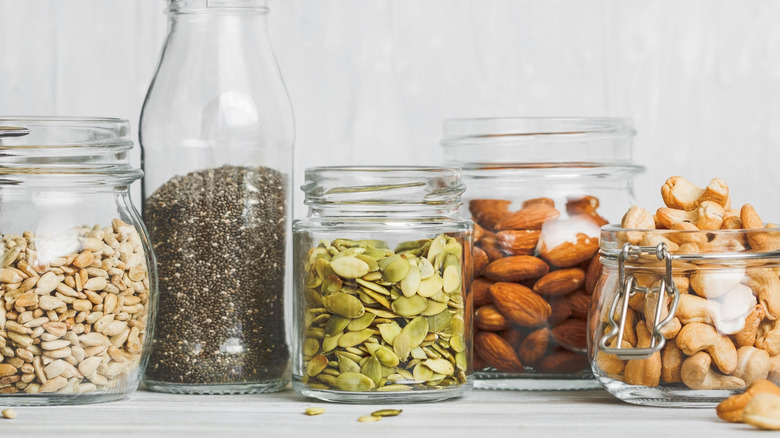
[
  {"x1": 314, "y1": 258, "x2": 333, "y2": 280},
  {"x1": 305, "y1": 327, "x2": 325, "y2": 339},
  {"x1": 377, "y1": 253, "x2": 400, "y2": 271},
  {"x1": 323, "y1": 293, "x2": 365, "y2": 319},
  {"x1": 325, "y1": 315, "x2": 350, "y2": 336},
  {"x1": 338, "y1": 329, "x2": 375, "y2": 348},
  {"x1": 357, "y1": 289, "x2": 378, "y2": 305},
  {"x1": 362, "y1": 271, "x2": 382, "y2": 282},
  {"x1": 317, "y1": 373, "x2": 339, "y2": 386},
  {"x1": 364, "y1": 248, "x2": 389, "y2": 260},
  {"x1": 307, "y1": 247, "x2": 331, "y2": 265},
  {"x1": 331, "y1": 247, "x2": 366, "y2": 259},
  {"x1": 429, "y1": 290, "x2": 450, "y2": 303},
  {"x1": 424, "y1": 358, "x2": 454, "y2": 375},
  {"x1": 337, "y1": 355, "x2": 361, "y2": 374},
  {"x1": 307, "y1": 355, "x2": 329, "y2": 376},
  {"x1": 322, "y1": 333, "x2": 342, "y2": 353},
  {"x1": 442, "y1": 265, "x2": 460, "y2": 293},
  {"x1": 330, "y1": 257, "x2": 370, "y2": 279},
  {"x1": 392, "y1": 332, "x2": 412, "y2": 362},
  {"x1": 371, "y1": 409, "x2": 403, "y2": 417},
  {"x1": 365, "y1": 307, "x2": 399, "y2": 318},
  {"x1": 410, "y1": 346, "x2": 427, "y2": 360},
  {"x1": 356, "y1": 278, "x2": 390, "y2": 295},
  {"x1": 336, "y1": 372, "x2": 375, "y2": 392},
  {"x1": 303, "y1": 337, "x2": 320, "y2": 357},
  {"x1": 421, "y1": 300, "x2": 448, "y2": 316},
  {"x1": 413, "y1": 363, "x2": 434, "y2": 382},
  {"x1": 305, "y1": 407, "x2": 326, "y2": 416},
  {"x1": 358, "y1": 415, "x2": 381, "y2": 422},
  {"x1": 376, "y1": 384, "x2": 413, "y2": 392},
  {"x1": 399, "y1": 265, "x2": 421, "y2": 297},
  {"x1": 355, "y1": 254, "x2": 380, "y2": 272},
  {"x1": 427, "y1": 309, "x2": 452, "y2": 333},
  {"x1": 449, "y1": 333, "x2": 466, "y2": 353},
  {"x1": 382, "y1": 257, "x2": 411, "y2": 283},
  {"x1": 455, "y1": 351, "x2": 467, "y2": 371},
  {"x1": 400, "y1": 316, "x2": 428, "y2": 349},
  {"x1": 306, "y1": 272, "x2": 323, "y2": 289},
  {"x1": 377, "y1": 322, "x2": 401, "y2": 344},
  {"x1": 391, "y1": 295, "x2": 428, "y2": 317},
  {"x1": 365, "y1": 343, "x2": 400, "y2": 367},
  {"x1": 417, "y1": 274, "x2": 443, "y2": 298},
  {"x1": 418, "y1": 257, "x2": 435, "y2": 279},
  {"x1": 360, "y1": 287, "x2": 391, "y2": 309},
  {"x1": 347, "y1": 313, "x2": 376, "y2": 331},
  {"x1": 426, "y1": 234, "x2": 447, "y2": 263},
  {"x1": 322, "y1": 275, "x2": 344, "y2": 294},
  {"x1": 361, "y1": 355, "x2": 382, "y2": 385}
]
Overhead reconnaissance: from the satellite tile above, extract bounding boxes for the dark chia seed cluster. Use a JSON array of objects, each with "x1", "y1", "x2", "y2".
[{"x1": 143, "y1": 165, "x2": 289, "y2": 389}]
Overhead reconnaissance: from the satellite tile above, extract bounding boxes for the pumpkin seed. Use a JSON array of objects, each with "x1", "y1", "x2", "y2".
[
  {"x1": 364, "y1": 248, "x2": 389, "y2": 260},
  {"x1": 364, "y1": 307, "x2": 399, "y2": 319},
  {"x1": 421, "y1": 300, "x2": 448, "y2": 316},
  {"x1": 418, "y1": 257, "x2": 435, "y2": 279},
  {"x1": 305, "y1": 407, "x2": 326, "y2": 416},
  {"x1": 337, "y1": 329, "x2": 375, "y2": 348},
  {"x1": 361, "y1": 271, "x2": 383, "y2": 282},
  {"x1": 307, "y1": 355, "x2": 329, "y2": 376},
  {"x1": 449, "y1": 333, "x2": 466, "y2": 353},
  {"x1": 426, "y1": 234, "x2": 447, "y2": 263},
  {"x1": 322, "y1": 275, "x2": 343, "y2": 294},
  {"x1": 411, "y1": 346, "x2": 427, "y2": 360},
  {"x1": 358, "y1": 415, "x2": 381, "y2": 422},
  {"x1": 336, "y1": 372, "x2": 375, "y2": 391},
  {"x1": 323, "y1": 293, "x2": 365, "y2": 319},
  {"x1": 399, "y1": 265, "x2": 421, "y2": 297},
  {"x1": 359, "y1": 287, "x2": 391, "y2": 309},
  {"x1": 424, "y1": 358, "x2": 454, "y2": 375},
  {"x1": 314, "y1": 258, "x2": 333, "y2": 280},
  {"x1": 377, "y1": 322, "x2": 401, "y2": 344},
  {"x1": 325, "y1": 315, "x2": 350, "y2": 336},
  {"x1": 356, "y1": 278, "x2": 390, "y2": 295},
  {"x1": 322, "y1": 333, "x2": 342, "y2": 353},
  {"x1": 376, "y1": 384, "x2": 413, "y2": 392},
  {"x1": 401, "y1": 317, "x2": 428, "y2": 349},
  {"x1": 413, "y1": 363, "x2": 434, "y2": 382},
  {"x1": 337, "y1": 355, "x2": 361, "y2": 374},
  {"x1": 442, "y1": 265, "x2": 460, "y2": 293},
  {"x1": 427, "y1": 309, "x2": 453, "y2": 333},
  {"x1": 330, "y1": 257, "x2": 370, "y2": 279},
  {"x1": 365, "y1": 343, "x2": 400, "y2": 367},
  {"x1": 355, "y1": 254, "x2": 380, "y2": 272},
  {"x1": 361, "y1": 355, "x2": 382, "y2": 385},
  {"x1": 391, "y1": 295, "x2": 428, "y2": 317},
  {"x1": 417, "y1": 274, "x2": 443, "y2": 298},
  {"x1": 303, "y1": 337, "x2": 320, "y2": 357},
  {"x1": 371, "y1": 409, "x2": 402, "y2": 417},
  {"x1": 347, "y1": 313, "x2": 376, "y2": 331},
  {"x1": 382, "y1": 257, "x2": 410, "y2": 283}
]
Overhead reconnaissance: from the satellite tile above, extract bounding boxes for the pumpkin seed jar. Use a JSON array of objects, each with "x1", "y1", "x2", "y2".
[{"x1": 292, "y1": 167, "x2": 473, "y2": 403}]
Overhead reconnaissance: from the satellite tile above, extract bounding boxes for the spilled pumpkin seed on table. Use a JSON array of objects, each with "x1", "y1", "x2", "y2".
[{"x1": 299, "y1": 235, "x2": 468, "y2": 392}]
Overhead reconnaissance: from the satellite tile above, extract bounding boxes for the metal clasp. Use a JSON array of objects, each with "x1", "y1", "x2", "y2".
[{"x1": 598, "y1": 242, "x2": 680, "y2": 360}]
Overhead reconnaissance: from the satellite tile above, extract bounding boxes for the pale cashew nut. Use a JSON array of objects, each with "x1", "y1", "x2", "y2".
[
  {"x1": 756, "y1": 319, "x2": 780, "y2": 356},
  {"x1": 676, "y1": 293, "x2": 714, "y2": 325},
  {"x1": 681, "y1": 351, "x2": 745, "y2": 390},
  {"x1": 721, "y1": 210, "x2": 743, "y2": 229},
  {"x1": 656, "y1": 201, "x2": 725, "y2": 231},
  {"x1": 769, "y1": 354, "x2": 780, "y2": 382},
  {"x1": 734, "y1": 346, "x2": 771, "y2": 386},
  {"x1": 667, "y1": 221, "x2": 709, "y2": 245},
  {"x1": 596, "y1": 339, "x2": 632, "y2": 376},
  {"x1": 735, "y1": 305, "x2": 767, "y2": 347},
  {"x1": 624, "y1": 323, "x2": 662, "y2": 387},
  {"x1": 621, "y1": 206, "x2": 655, "y2": 244},
  {"x1": 661, "y1": 176, "x2": 730, "y2": 210},
  {"x1": 643, "y1": 289, "x2": 681, "y2": 339},
  {"x1": 710, "y1": 283, "x2": 758, "y2": 335},
  {"x1": 742, "y1": 204, "x2": 780, "y2": 251},
  {"x1": 661, "y1": 339, "x2": 684, "y2": 384},
  {"x1": 676, "y1": 322, "x2": 738, "y2": 374},
  {"x1": 638, "y1": 233, "x2": 679, "y2": 252},
  {"x1": 746, "y1": 268, "x2": 780, "y2": 320},
  {"x1": 690, "y1": 266, "x2": 745, "y2": 299}
]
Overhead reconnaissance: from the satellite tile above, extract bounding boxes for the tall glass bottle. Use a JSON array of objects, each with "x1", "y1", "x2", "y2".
[{"x1": 139, "y1": 0, "x2": 294, "y2": 394}]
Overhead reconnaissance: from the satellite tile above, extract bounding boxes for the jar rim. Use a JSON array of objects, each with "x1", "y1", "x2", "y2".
[
  {"x1": 441, "y1": 117, "x2": 634, "y2": 142},
  {"x1": 167, "y1": 0, "x2": 269, "y2": 13}
]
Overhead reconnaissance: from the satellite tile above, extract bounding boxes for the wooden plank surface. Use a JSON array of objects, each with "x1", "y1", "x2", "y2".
[{"x1": 0, "y1": 388, "x2": 760, "y2": 437}]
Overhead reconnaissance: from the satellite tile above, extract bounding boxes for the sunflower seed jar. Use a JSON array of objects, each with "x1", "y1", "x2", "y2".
[
  {"x1": 292, "y1": 167, "x2": 474, "y2": 403},
  {"x1": 0, "y1": 117, "x2": 155, "y2": 405}
]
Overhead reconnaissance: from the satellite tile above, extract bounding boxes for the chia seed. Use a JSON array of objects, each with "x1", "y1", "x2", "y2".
[{"x1": 143, "y1": 165, "x2": 289, "y2": 390}]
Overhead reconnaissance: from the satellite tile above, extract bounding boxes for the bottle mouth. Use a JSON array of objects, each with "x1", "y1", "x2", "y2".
[
  {"x1": 167, "y1": 0, "x2": 269, "y2": 14},
  {"x1": 0, "y1": 117, "x2": 142, "y2": 185}
]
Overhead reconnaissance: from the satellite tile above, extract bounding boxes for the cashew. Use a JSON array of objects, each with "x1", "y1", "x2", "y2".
[
  {"x1": 735, "y1": 305, "x2": 766, "y2": 347},
  {"x1": 676, "y1": 322, "x2": 738, "y2": 374},
  {"x1": 624, "y1": 323, "x2": 662, "y2": 387},
  {"x1": 743, "y1": 392, "x2": 780, "y2": 430},
  {"x1": 637, "y1": 233, "x2": 679, "y2": 252},
  {"x1": 717, "y1": 379, "x2": 780, "y2": 423},
  {"x1": 676, "y1": 293, "x2": 714, "y2": 325},
  {"x1": 655, "y1": 201, "x2": 725, "y2": 231},
  {"x1": 742, "y1": 204, "x2": 780, "y2": 251},
  {"x1": 661, "y1": 339, "x2": 684, "y2": 383},
  {"x1": 769, "y1": 354, "x2": 780, "y2": 381},
  {"x1": 690, "y1": 266, "x2": 745, "y2": 299},
  {"x1": 746, "y1": 268, "x2": 780, "y2": 320},
  {"x1": 734, "y1": 346, "x2": 771, "y2": 386},
  {"x1": 721, "y1": 210, "x2": 743, "y2": 229},
  {"x1": 661, "y1": 176, "x2": 729, "y2": 210},
  {"x1": 667, "y1": 221, "x2": 709, "y2": 245},
  {"x1": 643, "y1": 289, "x2": 680, "y2": 339},
  {"x1": 621, "y1": 206, "x2": 655, "y2": 244},
  {"x1": 596, "y1": 339, "x2": 632, "y2": 376},
  {"x1": 709, "y1": 283, "x2": 757, "y2": 335},
  {"x1": 757, "y1": 319, "x2": 780, "y2": 356},
  {"x1": 680, "y1": 351, "x2": 745, "y2": 390}
]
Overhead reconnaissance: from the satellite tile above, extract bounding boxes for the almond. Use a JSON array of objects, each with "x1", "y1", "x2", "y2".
[
  {"x1": 482, "y1": 255, "x2": 549, "y2": 282},
  {"x1": 517, "y1": 327, "x2": 549, "y2": 365},
  {"x1": 533, "y1": 268, "x2": 585, "y2": 296},
  {"x1": 475, "y1": 304, "x2": 510, "y2": 332},
  {"x1": 489, "y1": 282, "x2": 551, "y2": 327},
  {"x1": 501, "y1": 326, "x2": 526, "y2": 350},
  {"x1": 550, "y1": 318, "x2": 587, "y2": 352},
  {"x1": 496, "y1": 229, "x2": 541, "y2": 256},
  {"x1": 566, "y1": 196, "x2": 608, "y2": 227},
  {"x1": 476, "y1": 236, "x2": 506, "y2": 262},
  {"x1": 495, "y1": 203, "x2": 560, "y2": 231},
  {"x1": 474, "y1": 331, "x2": 525, "y2": 373},
  {"x1": 470, "y1": 199, "x2": 512, "y2": 230},
  {"x1": 473, "y1": 246, "x2": 490, "y2": 276},
  {"x1": 584, "y1": 254, "x2": 602, "y2": 293},
  {"x1": 568, "y1": 290, "x2": 591, "y2": 319},
  {"x1": 537, "y1": 349, "x2": 589, "y2": 373},
  {"x1": 472, "y1": 277, "x2": 494, "y2": 307},
  {"x1": 522, "y1": 197, "x2": 555, "y2": 208},
  {"x1": 548, "y1": 296, "x2": 572, "y2": 326},
  {"x1": 538, "y1": 233, "x2": 599, "y2": 268}
]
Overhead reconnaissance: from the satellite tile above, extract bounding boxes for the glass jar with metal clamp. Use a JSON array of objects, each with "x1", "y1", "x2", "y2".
[{"x1": 589, "y1": 225, "x2": 780, "y2": 407}]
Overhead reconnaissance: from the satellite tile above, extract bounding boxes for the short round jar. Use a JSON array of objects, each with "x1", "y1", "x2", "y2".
[
  {"x1": 292, "y1": 166, "x2": 473, "y2": 403},
  {"x1": 0, "y1": 117, "x2": 156, "y2": 405},
  {"x1": 590, "y1": 225, "x2": 780, "y2": 407}
]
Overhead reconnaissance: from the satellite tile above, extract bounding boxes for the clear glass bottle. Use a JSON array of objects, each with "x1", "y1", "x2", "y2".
[
  {"x1": 140, "y1": 0, "x2": 293, "y2": 394},
  {"x1": 292, "y1": 167, "x2": 473, "y2": 403},
  {"x1": 441, "y1": 117, "x2": 644, "y2": 390},
  {"x1": 591, "y1": 226, "x2": 780, "y2": 407},
  {"x1": 0, "y1": 117, "x2": 156, "y2": 405}
]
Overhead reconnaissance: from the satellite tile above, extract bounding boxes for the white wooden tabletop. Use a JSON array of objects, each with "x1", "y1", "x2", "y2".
[{"x1": 0, "y1": 388, "x2": 761, "y2": 438}]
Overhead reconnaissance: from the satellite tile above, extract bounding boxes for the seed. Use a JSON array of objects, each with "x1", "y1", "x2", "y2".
[
  {"x1": 323, "y1": 293, "x2": 365, "y2": 319},
  {"x1": 330, "y1": 257, "x2": 370, "y2": 279},
  {"x1": 2, "y1": 408, "x2": 16, "y2": 419},
  {"x1": 335, "y1": 372, "x2": 374, "y2": 392},
  {"x1": 391, "y1": 295, "x2": 428, "y2": 318},
  {"x1": 371, "y1": 409, "x2": 402, "y2": 417},
  {"x1": 83, "y1": 277, "x2": 107, "y2": 291},
  {"x1": 382, "y1": 257, "x2": 410, "y2": 283},
  {"x1": 357, "y1": 415, "x2": 381, "y2": 423},
  {"x1": 304, "y1": 407, "x2": 326, "y2": 416}
]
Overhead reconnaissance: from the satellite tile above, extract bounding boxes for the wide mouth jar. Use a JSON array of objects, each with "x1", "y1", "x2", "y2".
[{"x1": 591, "y1": 225, "x2": 780, "y2": 407}]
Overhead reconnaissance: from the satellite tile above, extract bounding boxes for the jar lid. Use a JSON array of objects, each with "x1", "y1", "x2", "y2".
[{"x1": 0, "y1": 117, "x2": 143, "y2": 185}]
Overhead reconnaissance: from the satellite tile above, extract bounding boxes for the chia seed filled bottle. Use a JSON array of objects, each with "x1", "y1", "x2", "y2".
[{"x1": 139, "y1": 0, "x2": 294, "y2": 394}]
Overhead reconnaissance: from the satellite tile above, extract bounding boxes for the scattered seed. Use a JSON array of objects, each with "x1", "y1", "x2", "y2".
[
  {"x1": 358, "y1": 415, "x2": 381, "y2": 422},
  {"x1": 304, "y1": 407, "x2": 326, "y2": 416},
  {"x1": 2, "y1": 409, "x2": 16, "y2": 419},
  {"x1": 371, "y1": 409, "x2": 402, "y2": 417}
]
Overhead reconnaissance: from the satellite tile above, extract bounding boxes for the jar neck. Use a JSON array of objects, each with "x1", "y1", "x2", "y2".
[{"x1": 308, "y1": 203, "x2": 464, "y2": 221}]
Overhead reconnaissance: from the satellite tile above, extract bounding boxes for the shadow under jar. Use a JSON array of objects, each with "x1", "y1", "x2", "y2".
[
  {"x1": 441, "y1": 117, "x2": 644, "y2": 390},
  {"x1": 591, "y1": 226, "x2": 780, "y2": 407},
  {"x1": 0, "y1": 117, "x2": 156, "y2": 405},
  {"x1": 292, "y1": 166, "x2": 473, "y2": 403}
]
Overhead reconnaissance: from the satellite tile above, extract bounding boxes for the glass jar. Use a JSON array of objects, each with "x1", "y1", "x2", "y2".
[
  {"x1": 0, "y1": 117, "x2": 156, "y2": 405},
  {"x1": 441, "y1": 117, "x2": 644, "y2": 390},
  {"x1": 140, "y1": 0, "x2": 293, "y2": 394},
  {"x1": 292, "y1": 167, "x2": 473, "y2": 403},
  {"x1": 590, "y1": 226, "x2": 780, "y2": 407}
]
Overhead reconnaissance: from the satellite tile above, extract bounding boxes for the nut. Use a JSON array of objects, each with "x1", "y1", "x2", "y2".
[
  {"x1": 537, "y1": 349, "x2": 589, "y2": 373},
  {"x1": 475, "y1": 305, "x2": 510, "y2": 332},
  {"x1": 469, "y1": 199, "x2": 512, "y2": 230},
  {"x1": 495, "y1": 202, "x2": 560, "y2": 231},
  {"x1": 717, "y1": 379, "x2": 780, "y2": 423},
  {"x1": 489, "y1": 282, "x2": 551, "y2": 327},
  {"x1": 517, "y1": 327, "x2": 549, "y2": 365},
  {"x1": 550, "y1": 318, "x2": 587, "y2": 352},
  {"x1": 482, "y1": 255, "x2": 549, "y2": 282},
  {"x1": 532, "y1": 268, "x2": 585, "y2": 296},
  {"x1": 660, "y1": 176, "x2": 729, "y2": 210},
  {"x1": 496, "y1": 230, "x2": 541, "y2": 256},
  {"x1": 538, "y1": 230, "x2": 599, "y2": 268},
  {"x1": 474, "y1": 331, "x2": 525, "y2": 373}
]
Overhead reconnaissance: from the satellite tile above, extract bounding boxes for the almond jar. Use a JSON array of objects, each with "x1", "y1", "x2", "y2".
[
  {"x1": 441, "y1": 117, "x2": 644, "y2": 390},
  {"x1": 292, "y1": 166, "x2": 473, "y2": 403},
  {"x1": 590, "y1": 226, "x2": 780, "y2": 407}
]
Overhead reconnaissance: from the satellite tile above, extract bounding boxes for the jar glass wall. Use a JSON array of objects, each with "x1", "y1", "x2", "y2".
[
  {"x1": 442, "y1": 117, "x2": 643, "y2": 390},
  {"x1": 292, "y1": 167, "x2": 473, "y2": 403},
  {"x1": 0, "y1": 117, "x2": 156, "y2": 405}
]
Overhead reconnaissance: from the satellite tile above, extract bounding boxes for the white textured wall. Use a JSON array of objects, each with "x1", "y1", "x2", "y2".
[{"x1": 2, "y1": 0, "x2": 780, "y2": 220}]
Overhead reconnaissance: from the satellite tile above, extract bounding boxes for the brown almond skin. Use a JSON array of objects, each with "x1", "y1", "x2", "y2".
[
  {"x1": 483, "y1": 255, "x2": 549, "y2": 283},
  {"x1": 533, "y1": 268, "x2": 585, "y2": 296},
  {"x1": 470, "y1": 199, "x2": 512, "y2": 230},
  {"x1": 477, "y1": 236, "x2": 506, "y2": 262},
  {"x1": 550, "y1": 318, "x2": 587, "y2": 352},
  {"x1": 474, "y1": 331, "x2": 525, "y2": 373},
  {"x1": 537, "y1": 349, "x2": 589, "y2": 373},
  {"x1": 473, "y1": 246, "x2": 490, "y2": 276},
  {"x1": 472, "y1": 278, "x2": 494, "y2": 307},
  {"x1": 539, "y1": 234, "x2": 599, "y2": 268},
  {"x1": 548, "y1": 296, "x2": 572, "y2": 326},
  {"x1": 489, "y1": 282, "x2": 551, "y2": 327},
  {"x1": 495, "y1": 203, "x2": 560, "y2": 231},
  {"x1": 584, "y1": 254, "x2": 602, "y2": 293},
  {"x1": 496, "y1": 230, "x2": 541, "y2": 256},
  {"x1": 475, "y1": 305, "x2": 510, "y2": 332},
  {"x1": 568, "y1": 290, "x2": 591, "y2": 319},
  {"x1": 566, "y1": 196, "x2": 609, "y2": 226},
  {"x1": 518, "y1": 327, "x2": 549, "y2": 365},
  {"x1": 501, "y1": 326, "x2": 526, "y2": 350}
]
